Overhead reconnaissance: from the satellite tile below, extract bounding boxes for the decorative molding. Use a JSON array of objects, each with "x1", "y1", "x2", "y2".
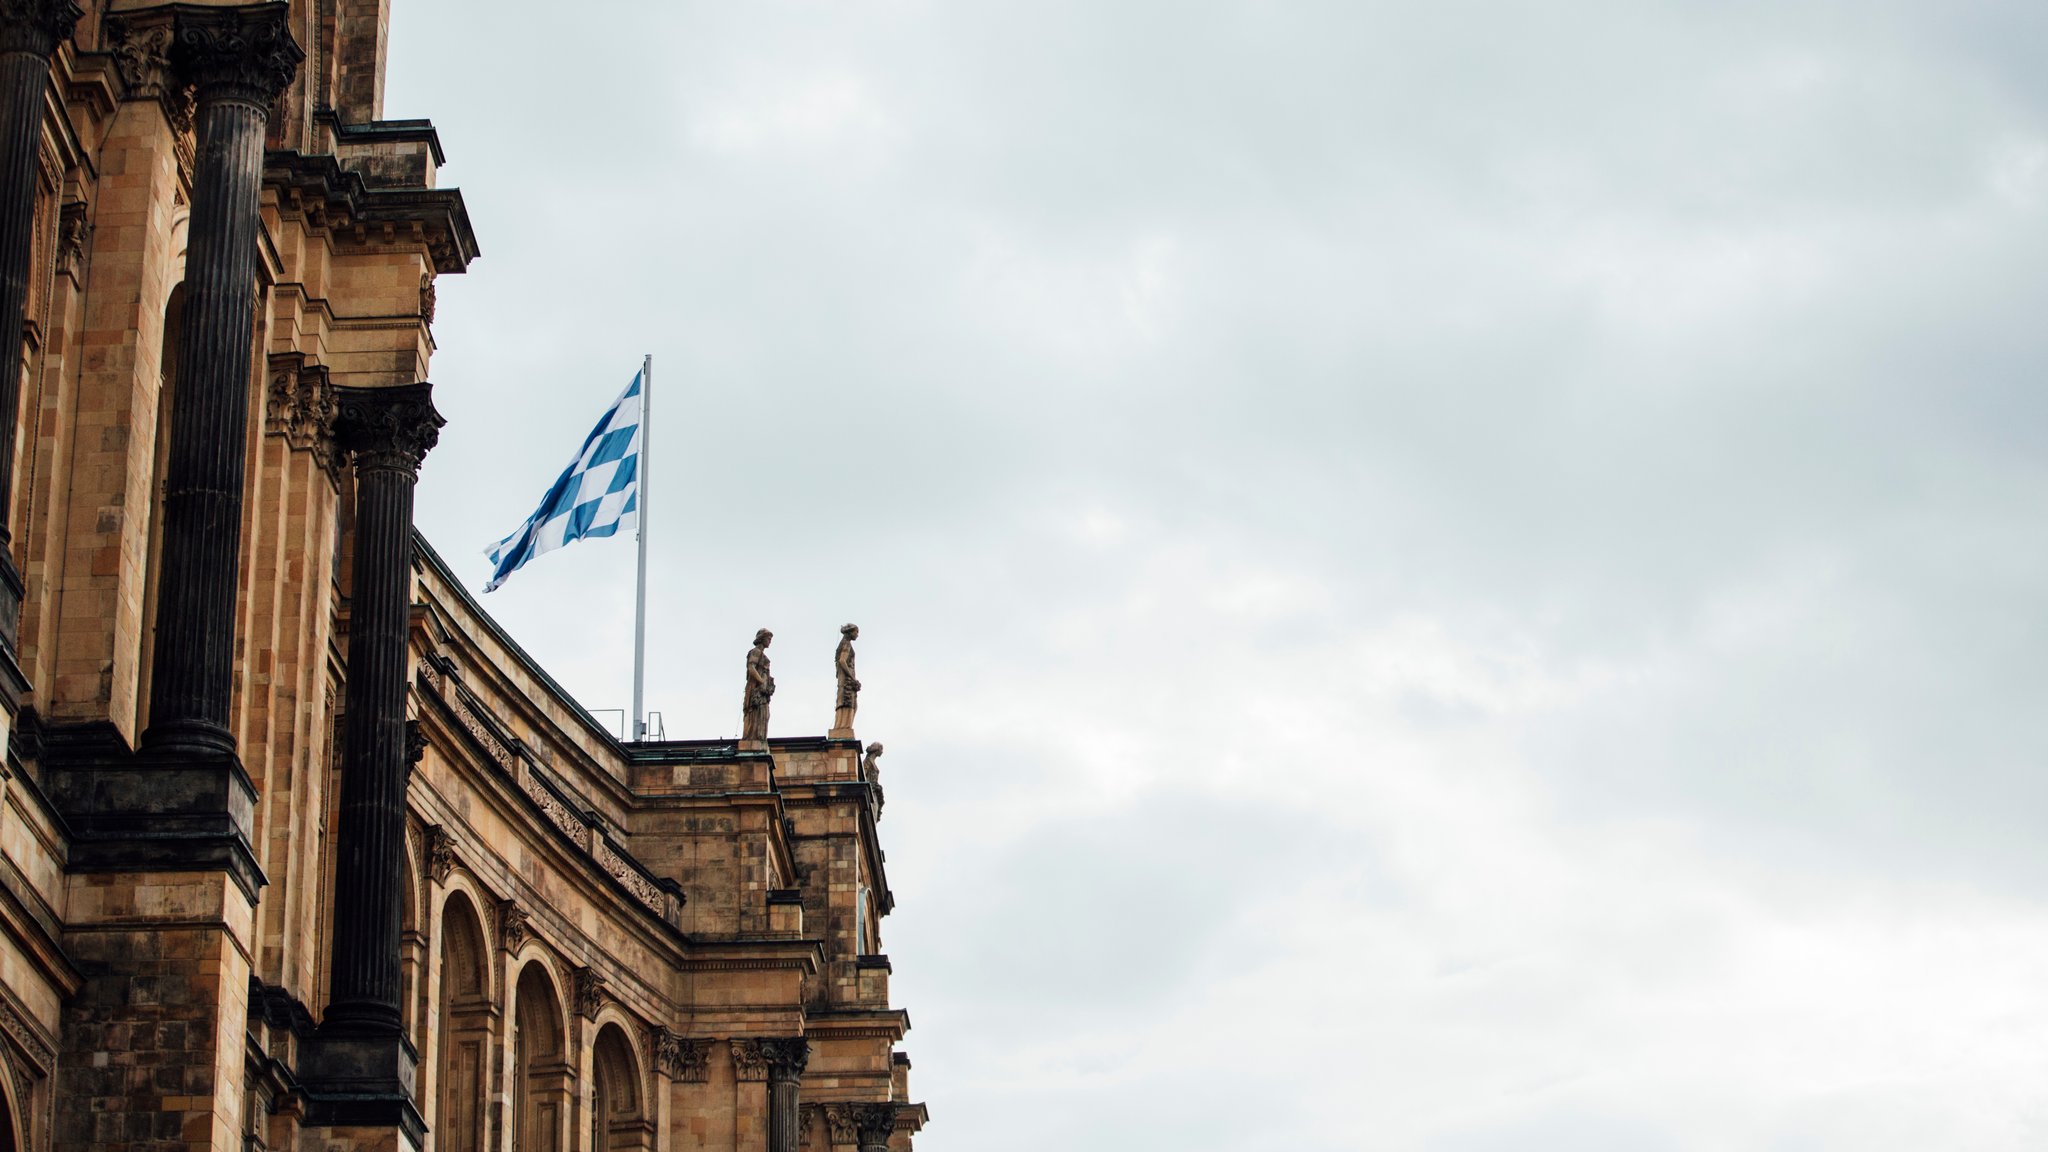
[
  {"x1": 728, "y1": 1038, "x2": 768, "y2": 1082},
  {"x1": 573, "y1": 966, "x2": 606, "y2": 1020},
  {"x1": 0, "y1": 995, "x2": 53, "y2": 1073},
  {"x1": 497, "y1": 899, "x2": 529, "y2": 953}
]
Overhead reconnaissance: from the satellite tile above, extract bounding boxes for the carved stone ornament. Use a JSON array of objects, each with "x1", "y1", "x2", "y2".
[
  {"x1": 822, "y1": 1104, "x2": 857, "y2": 1145},
  {"x1": 728, "y1": 1038, "x2": 768, "y2": 1082},
  {"x1": 799, "y1": 1106, "x2": 817, "y2": 1147},
  {"x1": 0, "y1": 0, "x2": 81, "y2": 58},
  {"x1": 419, "y1": 274, "x2": 436, "y2": 325},
  {"x1": 573, "y1": 967, "x2": 607, "y2": 1020},
  {"x1": 653, "y1": 1029, "x2": 709, "y2": 1082},
  {"x1": 104, "y1": 13, "x2": 177, "y2": 99},
  {"x1": 169, "y1": 3, "x2": 303, "y2": 108},
  {"x1": 55, "y1": 199, "x2": 86, "y2": 278},
  {"x1": 333, "y1": 382, "x2": 444, "y2": 476},
  {"x1": 760, "y1": 1037, "x2": 810, "y2": 1083},
  {"x1": 266, "y1": 353, "x2": 339, "y2": 473},
  {"x1": 852, "y1": 1104, "x2": 896, "y2": 1146},
  {"x1": 497, "y1": 900, "x2": 529, "y2": 953},
  {"x1": 424, "y1": 823, "x2": 455, "y2": 883},
  {"x1": 406, "y1": 718, "x2": 428, "y2": 766}
]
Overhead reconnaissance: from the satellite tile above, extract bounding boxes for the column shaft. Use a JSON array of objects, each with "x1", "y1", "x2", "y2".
[
  {"x1": 142, "y1": 94, "x2": 265, "y2": 754},
  {"x1": 324, "y1": 449, "x2": 418, "y2": 1028},
  {"x1": 0, "y1": 1, "x2": 80, "y2": 646}
]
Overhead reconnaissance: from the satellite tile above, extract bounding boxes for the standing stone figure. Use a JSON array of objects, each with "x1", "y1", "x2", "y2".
[
  {"x1": 742, "y1": 629, "x2": 774, "y2": 743},
  {"x1": 861, "y1": 742, "x2": 884, "y2": 783},
  {"x1": 833, "y1": 623, "x2": 861, "y2": 733}
]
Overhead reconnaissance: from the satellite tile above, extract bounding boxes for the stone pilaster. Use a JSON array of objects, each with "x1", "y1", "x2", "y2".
[
  {"x1": 301, "y1": 382, "x2": 440, "y2": 1144},
  {"x1": 0, "y1": 0, "x2": 79, "y2": 665},
  {"x1": 762, "y1": 1038, "x2": 809, "y2": 1152},
  {"x1": 140, "y1": 2, "x2": 301, "y2": 759}
]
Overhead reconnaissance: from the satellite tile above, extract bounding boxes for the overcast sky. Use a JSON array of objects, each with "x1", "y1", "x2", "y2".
[{"x1": 389, "y1": 2, "x2": 2048, "y2": 1147}]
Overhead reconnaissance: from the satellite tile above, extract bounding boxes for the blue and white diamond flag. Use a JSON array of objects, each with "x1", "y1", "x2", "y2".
[{"x1": 482, "y1": 369, "x2": 642, "y2": 592}]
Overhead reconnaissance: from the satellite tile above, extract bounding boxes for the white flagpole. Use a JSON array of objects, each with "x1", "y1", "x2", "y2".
[{"x1": 632, "y1": 353, "x2": 651, "y2": 741}]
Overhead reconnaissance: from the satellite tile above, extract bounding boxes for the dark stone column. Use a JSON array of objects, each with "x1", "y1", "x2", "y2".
[
  {"x1": 763, "y1": 1039, "x2": 810, "y2": 1152},
  {"x1": 852, "y1": 1104, "x2": 896, "y2": 1152},
  {"x1": 140, "y1": 3, "x2": 301, "y2": 758},
  {"x1": 0, "y1": 1, "x2": 80, "y2": 655},
  {"x1": 302, "y1": 382, "x2": 440, "y2": 1140}
]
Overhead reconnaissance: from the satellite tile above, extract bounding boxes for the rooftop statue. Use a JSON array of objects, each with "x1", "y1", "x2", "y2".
[
  {"x1": 742, "y1": 629, "x2": 774, "y2": 743},
  {"x1": 834, "y1": 623, "x2": 861, "y2": 734}
]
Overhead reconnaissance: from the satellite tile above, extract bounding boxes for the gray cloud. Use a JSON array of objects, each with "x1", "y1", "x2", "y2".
[{"x1": 391, "y1": 0, "x2": 2048, "y2": 1146}]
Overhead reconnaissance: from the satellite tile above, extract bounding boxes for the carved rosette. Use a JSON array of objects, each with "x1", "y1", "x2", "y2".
[
  {"x1": 169, "y1": 3, "x2": 301, "y2": 109},
  {"x1": 573, "y1": 967, "x2": 607, "y2": 1020},
  {"x1": 760, "y1": 1037, "x2": 809, "y2": 1084},
  {"x1": 333, "y1": 382, "x2": 443, "y2": 477},
  {"x1": 266, "y1": 354, "x2": 339, "y2": 474},
  {"x1": 498, "y1": 900, "x2": 529, "y2": 953},
  {"x1": 0, "y1": 0, "x2": 81, "y2": 58},
  {"x1": 729, "y1": 1038, "x2": 768, "y2": 1082}
]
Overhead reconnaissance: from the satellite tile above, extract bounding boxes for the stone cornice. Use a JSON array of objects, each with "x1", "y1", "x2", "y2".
[{"x1": 265, "y1": 150, "x2": 479, "y2": 273}]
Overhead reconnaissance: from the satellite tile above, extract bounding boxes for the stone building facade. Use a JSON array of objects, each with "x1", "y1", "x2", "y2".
[{"x1": 0, "y1": 4, "x2": 927, "y2": 1152}]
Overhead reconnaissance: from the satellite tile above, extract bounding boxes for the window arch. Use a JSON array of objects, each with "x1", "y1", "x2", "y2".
[
  {"x1": 434, "y1": 893, "x2": 489, "y2": 1152},
  {"x1": 589, "y1": 1024, "x2": 650, "y2": 1152},
  {"x1": 512, "y1": 962, "x2": 570, "y2": 1152}
]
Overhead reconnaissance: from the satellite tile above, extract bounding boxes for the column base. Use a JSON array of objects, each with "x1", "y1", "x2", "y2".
[
  {"x1": 42, "y1": 721, "x2": 265, "y2": 900},
  {"x1": 299, "y1": 1028, "x2": 426, "y2": 1147}
]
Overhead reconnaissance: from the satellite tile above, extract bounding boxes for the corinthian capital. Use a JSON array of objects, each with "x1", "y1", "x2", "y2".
[
  {"x1": 170, "y1": 2, "x2": 301, "y2": 107},
  {"x1": 0, "y1": 0, "x2": 81, "y2": 58},
  {"x1": 333, "y1": 382, "x2": 443, "y2": 477},
  {"x1": 760, "y1": 1037, "x2": 810, "y2": 1084}
]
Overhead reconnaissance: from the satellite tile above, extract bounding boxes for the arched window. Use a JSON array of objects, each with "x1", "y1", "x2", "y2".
[
  {"x1": 512, "y1": 963, "x2": 570, "y2": 1152},
  {"x1": 435, "y1": 894, "x2": 489, "y2": 1152}
]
